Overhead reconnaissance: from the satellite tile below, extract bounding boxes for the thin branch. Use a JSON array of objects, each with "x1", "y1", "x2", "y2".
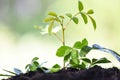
[
  {"x1": 65, "y1": 12, "x2": 80, "y2": 29},
  {"x1": 53, "y1": 33, "x2": 62, "y2": 43}
]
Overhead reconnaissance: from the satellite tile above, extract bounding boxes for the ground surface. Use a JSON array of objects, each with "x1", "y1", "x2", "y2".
[{"x1": 2, "y1": 66, "x2": 120, "y2": 80}]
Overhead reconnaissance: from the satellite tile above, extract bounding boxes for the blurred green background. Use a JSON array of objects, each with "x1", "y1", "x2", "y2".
[{"x1": 0, "y1": 0, "x2": 120, "y2": 78}]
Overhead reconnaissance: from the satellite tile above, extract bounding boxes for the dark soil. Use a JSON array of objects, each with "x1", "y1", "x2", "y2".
[{"x1": 2, "y1": 66, "x2": 120, "y2": 80}]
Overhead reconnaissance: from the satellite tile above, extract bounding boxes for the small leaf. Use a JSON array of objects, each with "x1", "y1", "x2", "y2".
[
  {"x1": 59, "y1": 15, "x2": 64, "y2": 19},
  {"x1": 30, "y1": 67, "x2": 36, "y2": 71},
  {"x1": 48, "y1": 12, "x2": 57, "y2": 17},
  {"x1": 70, "y1": 59, "x2": 76, "y2": 66},
  {"x1": 25, "y1": 64, "x2": 30, "y2": 70},
  {"x1": 64, "y1": 49, "x2": 72, "y2": 62},
  {"x1": 50, "y1": 68, "x2": 60, "y2": 73},
  {"x1": 80, "y1": 46, "x2": 92, "y2": 57},
  {"x1": 82, "y1": 38, "x2": 88, "y2": 46},
  {"x1": 92, "y1": 58, "x2": 98, "y2": 63},
  {"x1": 2, "y1": 69, "x2": 16, "y2": 75},
  {"x1": 50, "y1": 64, "x2": 61, "y2": 73},
  {"x1": 32, "y1": 57, "x2": 39, "y2": 62},
  {"x1": 0, "y1": 74, "x2": 13, "y2": 76},
  {"x1": 52, "y1": 64, "x2": 61, "y2": 68},
  {"x1": 33, "y1": 61, "x2": 39, "y2": 67},
  {"x1": 87, "y1": 9, "x2": 94, "y2": 14},
  {"x1": 71, "y1": 49, "x2": 79, "y2": 64},
  {"x1": 78, "y1": 0, "x2": 84, "y2": 11},
  {"x1": 56, "y1": 46, "x2": 72, "y2": 57},
  {"x1": 72, "y1": 17, "x2": 79, "y2": 24},
  {"x1": 64, "y1": 53, "x2": 71, "y2": 63},
  {"x1": 80, "y1": 12, "x2": 88, "y2": 24},
  {"x1": 66, "y1": 13, "x2": 72, "y2": 18},
  {"x1": 81, "y1": 58, "x2": 91, "y2": 63},
  {"x1": 73, "y1": 41, "x2": 82, "y2": 49},
  {"x1": 48, "y1": 21, "x2": 54, "y2": 35},
  {"x1": 78, "y1": 62, "x2": 86, "y2": 69},
  {"x1": 94, "y1": 58, "x2": 111, "y2": 64},
  {"x1": 44, "y1": 17, "x2": 55, "y2": 22},
  {"x1": 73, "y1": 39, "x2": 88, "y2": 49},
  {"x1": 88, "y1": 15, "x2": 97, "y2": 30},
  {"x1": 54, "y1": 18, "x2": 60, "y2": 22}
]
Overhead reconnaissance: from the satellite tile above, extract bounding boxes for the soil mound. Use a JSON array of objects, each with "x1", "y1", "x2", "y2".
[{"x1": 2, "y1": 66, "x2": 120, "y2": 80}]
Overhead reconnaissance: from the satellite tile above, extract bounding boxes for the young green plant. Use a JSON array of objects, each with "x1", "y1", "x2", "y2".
[
  {"x1": 39, "y1": 0, "x2": 110, "y2": 69},
  {"x1": 0, "y1": 1, "x2": 119, "y2": 79}
]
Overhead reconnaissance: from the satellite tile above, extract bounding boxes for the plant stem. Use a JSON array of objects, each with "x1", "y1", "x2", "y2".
[
  {"x1": 53, "y1": 33, "x2": 63, "y2": 43},
  {"x1": 62, "y1": 27, "x2": 65, "y2": 46},
  {"x1": 59, "y1": 12, "x2": 81, "y2": 46},
  {"x1": 60, "y1": 12, "x2": 80, "y2": 68},
  {"x1": 60, "y1": 19, "x2": 66, "y2": 46},
  {"x1": 59, "y1": 19, "x2": 66, "y2": 68}
]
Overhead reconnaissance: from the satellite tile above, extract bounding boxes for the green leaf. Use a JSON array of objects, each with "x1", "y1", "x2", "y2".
[
  {"x1": 64, "y1": 52, "x2": 71, "y2": 63},
  {"x1": 78, "y1": 0, "x2": 84, "y2": 11},
  {"x1": 73, "y1": 39, "x2": 88, "y2": 49},
  {"x1": 73, "y1": 41, "x2": 82, "y2": 49},
  {"x1": 82, "y1": 38, "x2": 88, "y2": 46},
  {"x1": 44, "y1": 17, "x2": 55, "y2": 22},
  {"x1": 30, "y1": 67, "x2": 36, "y2": 71},
  {"x1": 71, "y1": 49, "x2": 79, "y2": 64},
  {"x1": 70, "y1": 59, "x2": 76, "y2": 66},
  {"x1": 0, "y1": 74, "x2": 13, "y2": 76},
  {"x1": 33, "y1": 61, "x2": 39, "y2": 67},
  {"x1": 25, "y1": 57, "x2": 40, "y2": 72},
  {"x1": 81, "y1": 58, "x2": 91, "y2": 63},
  {"x1": 80, "y1": 12, "x2": 88, "y2": 24},
  {"x1": 25, "y1": 64, "x2": 30, "y2": 70},
  {"x1": 87, "y1": 9, "x2": 94, "y2": 14},
  {"x1": 72, "y1": 17, "x2": 79, "y2": 24},
  {"x1": 54, "y1": 18, "x2": 61, "y2": 22},
  {"x1": 56, "y1": 46, "x2": 72, "y2": 57},
  {"x1": 32, "y1": 57, "x2": 39, "y2": 62},
  {"x1": 94, "y1": 58, "x2": 111, "y2": 64},
  {"x1": 64, "y1": 48, "x2": 72, "y2": 56},
  {"x1": 52, "y1": 64, "x2": 61, "y2": 68},
  {"x1": 88, "y1": 15, "x2": 97, "y2": 30},
  {"x1": 80, "y1": 46, "x2": 92, "y2": 57},
  {"x1": 48, "y1": 21, "x2": 54, "y2": 35},
  {"x1": 50, "y1": 68, "x2": 60, "y2": 73},
  {"x1": 79, "y1": 62, "x2": 86, "y2": 69},
  {"x1": 71, "y1": 50, "x2": 79, "y2": 59},
  {"x1": 48, "y1": 12, "x2": 57, "y2": 17},
  {"x1": 50, "y1": 64, "x2": 61, "y2": 73},
  {"x1": 59, "y1": 15, "x2": 64, "y2": 19},
  {"x1": 92, "y1": 58, "x2": 97, "y2": 63},
  {"x1": 30, "y1": 63, "x2": 38, "y2": 71},
  {"x1": 2, "y1": 69, "x2": 16, "y2": 75},
  {"x1": 66, "y1": 13, "x2": 72, "y2": 18}
]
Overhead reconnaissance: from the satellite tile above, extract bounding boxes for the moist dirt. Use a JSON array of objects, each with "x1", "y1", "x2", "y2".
[{"x1": 2, "y1": 66, "x2": 120, "y2": 80}]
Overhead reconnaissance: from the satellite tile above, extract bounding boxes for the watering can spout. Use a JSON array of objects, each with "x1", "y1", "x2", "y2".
[{"x1": 92, "y1": 44, "x2": 120, "y2": 62}]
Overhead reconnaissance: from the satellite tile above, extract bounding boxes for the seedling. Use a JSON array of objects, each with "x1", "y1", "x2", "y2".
[
  {"x1": 35, "y1": 0, "x2": 111, "y2": 70},
  {"x1": 25, "y1": 57, "x2": 49, "y2": 73},
  {"x1": 1, "y1": 0, "x2": 119, "y2": 79}
]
